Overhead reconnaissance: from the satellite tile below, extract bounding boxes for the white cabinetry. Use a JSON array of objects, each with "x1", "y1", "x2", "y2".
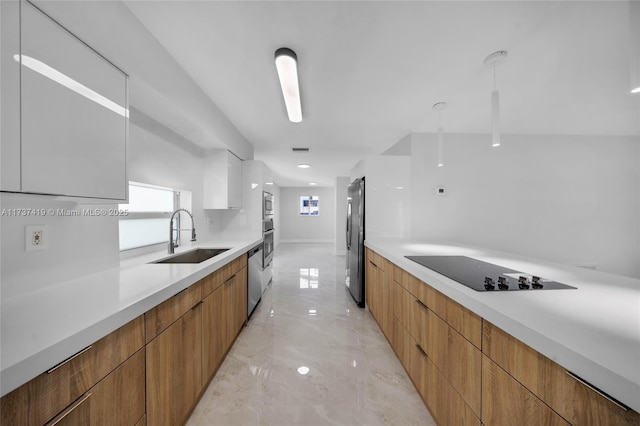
[
  {"x1": 203, "y1": 150, "x2": 242, "y2": 209},
  {"x1": 1, "y1": 0, "x2": 128, "y2": 200}
]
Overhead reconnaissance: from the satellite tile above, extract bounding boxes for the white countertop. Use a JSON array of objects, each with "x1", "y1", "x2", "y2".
[
  {"x1": 365, "y1": 236, "x2": 640, "y2": 413},
  {"x1": 0, "y1": 237, "x2": 262, "y2": 397}
]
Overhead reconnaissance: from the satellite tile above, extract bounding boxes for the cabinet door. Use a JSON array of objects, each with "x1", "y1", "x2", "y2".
[
  {"x1": 146, "y1": 304, "x2": 203, "y2": 426},
  {"x1": 20, "y1": 1, "x2": 127, "y2": 199},
  {"x1": 234, "y1": 266, "x2": 247, "y2": 333},
  {"x1": 45, "y1": 348, "x2": 145, "y2": 426},
  {"x1": 203, "y1": 150, "x2": 242, "y2": 209},
  {"x1": 0, "y1": 0, "x2": 20, "y2": 191},
  {"x1": 202, "y1": 285, "x2": 227, "y2": 382}
]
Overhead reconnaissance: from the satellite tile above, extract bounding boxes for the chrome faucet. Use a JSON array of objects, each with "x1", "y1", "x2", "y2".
[{"x1": 169, "y1": 208, "x2": 196, "y2": 254}]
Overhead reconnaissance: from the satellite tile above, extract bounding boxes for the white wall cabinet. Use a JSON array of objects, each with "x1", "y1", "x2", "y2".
[
  {"x1": 1, "y1": 0, "x2": 128, "y2": 200},
  {"x1": 203, "y1": 150, "x2": 242, "y2": 209}
]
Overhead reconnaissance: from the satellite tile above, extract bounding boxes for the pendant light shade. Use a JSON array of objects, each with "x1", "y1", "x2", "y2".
[
  {"x1": 433, "y1": 102, "x2": 447, "y2": 167},
  {"x1": 275, "y1": 47, "x2": 302, "y2": 123},
  {"x1": 484, "y1": 51, "x2": 508, "y2": 147}
]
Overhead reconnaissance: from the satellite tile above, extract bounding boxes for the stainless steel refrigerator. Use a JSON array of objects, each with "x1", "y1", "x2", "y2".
[{"x1": 346, "y1": 177, "x2": 365, "y2": 307}]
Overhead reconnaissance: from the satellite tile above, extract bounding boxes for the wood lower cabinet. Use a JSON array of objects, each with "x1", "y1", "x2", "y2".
[
  {"x1": 483, "y1": 321, "x2": 640, "y2": 426},
  {"x1": 46, "y1": 348, "x2": 146, "y2": 426},
  {"x1": 146, "y1": 302, "x2": 203, "y2": 426},
  {"x1": 1, "y1": 316, "x2": 144, "y2": 426},
  {"x1": 366, "y1": 248, "x2": 392, "y2": 342},
  {"x1": 482, "y1": 355, "x2": 570, "y2": 426}
]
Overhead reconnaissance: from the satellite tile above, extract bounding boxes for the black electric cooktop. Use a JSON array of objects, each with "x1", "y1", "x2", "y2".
[{"x1": 405, "y1": 256, "x2": 577, "y2": 292}]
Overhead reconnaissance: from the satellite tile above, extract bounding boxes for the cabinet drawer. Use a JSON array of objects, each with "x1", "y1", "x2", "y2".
[
  {"x1": 393, "y1": 265, "x2": 428, "y2": 303},
  {"x1": 145, "y1": 282, "x2": 202, "y2": 342},
  {"x1": 45, "y1": 348, "x2": 146, "y2": 426},
  {"x1": 365, "y1": 248, "x2": 387, "y2": 272},
  {"x1": 427, "y1": 310, "x2": 481, "y2": 417},
  {"x1": 392, "y1": 315, "x2": 427, "y2": 395},
  {"x1": 1, "y1": 315, "x2": 144, "y2": 425},
  {"x1": 393, "y1": 284, "x2": 428, "y2": 349},
  {"x1": 482, "y1": 355, "x2": 570, "y2": 426},
  {"x1": 202, "y1": 254, "x2": 248, "y2": 297},
  {"x1": 426, "y1": 286, "x2": 481, "y2": 348},
  {"x1": 425, "y1": 355, "x2": 480, "y2": 426},
  {"x1": 483, "y1": 321, "x2": 640, "y2": 425}
]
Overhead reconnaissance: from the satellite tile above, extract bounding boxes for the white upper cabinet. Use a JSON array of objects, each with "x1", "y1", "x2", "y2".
[
  {"x1": 203, "y1": 150, "x2": 242, "y2": 209},
  {"x1": 1, "y1": 0, "x2": 128, "y2": 200},
  {"x1": 1, "y1": 0, "x2": 21, "y2": 192}
]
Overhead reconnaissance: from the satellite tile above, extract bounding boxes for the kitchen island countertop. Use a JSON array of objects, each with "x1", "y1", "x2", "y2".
[
  {"x1": 365, "y1": 236, "x2": 640, "y2": 413},
  {"x1": 1, "y1": 237, "x2": 262, "y2": 397}
]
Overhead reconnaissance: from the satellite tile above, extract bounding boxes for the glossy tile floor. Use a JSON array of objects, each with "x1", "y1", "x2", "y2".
[{"x1": 187, "y1": 243, "x2": 436, "y2": 426}]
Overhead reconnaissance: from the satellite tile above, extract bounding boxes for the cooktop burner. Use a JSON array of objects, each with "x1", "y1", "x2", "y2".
[{"x1": 405, "y1": 256, "x2": 577, "y2": 292}]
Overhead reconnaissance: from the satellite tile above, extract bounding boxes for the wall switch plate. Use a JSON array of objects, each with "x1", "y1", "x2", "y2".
[
  {"x1": 25, "y1": 225, "x2": 48, "y2": 251},
  {"x1": 436, "y1": 187, "x2": 446, "y2": 196}
]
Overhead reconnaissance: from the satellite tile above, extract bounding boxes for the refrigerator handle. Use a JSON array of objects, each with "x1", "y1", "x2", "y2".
[{"x1": 346, "y1": 201, "x2": 352, "y2": 250}]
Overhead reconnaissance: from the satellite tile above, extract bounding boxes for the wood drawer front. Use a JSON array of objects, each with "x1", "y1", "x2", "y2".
[
  {"x1": 425, "y1": 355, "x2": 481, "y2": 426},
  {"x1": 482, "y1": 355, "x2": 570, "y2": 426},
  {"x1": 366, "y1": 248, "x2": 388, "y2": 271},
  {"x1": 45, "y1": 348, "x2": 146, "y2": 426},
  {"x1": 426, "y1": 286, "x2": 481, "y2": 348},
  {"x1": 392, "y1": 265, "x2": 427, "y2": 302},
  {"x1": 483, "y1": 321, "x2": 640, "y2": 425},
  {"x1": 202, "y1": 254, "x2": 248, "y2": 296},
  {"x1": 393, "y1": 316, "x2": 427, "y2": 390},
  {"x1": 427, "y1": 310, "x2": 481, "y2": 416},
  {"x1": 1, "y1": 315, "x2": 144, "y2": 426},
  {"x1": 145, "y1": 281, "x2": 202, "y2": 342},
  {"x1": 393, "y1": 284, "x2": 428, "y2": 349}
]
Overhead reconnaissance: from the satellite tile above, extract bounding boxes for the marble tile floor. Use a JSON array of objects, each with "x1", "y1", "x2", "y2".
[{"x1": 187, "y1": 243, "x2": 436, "y2": 426}]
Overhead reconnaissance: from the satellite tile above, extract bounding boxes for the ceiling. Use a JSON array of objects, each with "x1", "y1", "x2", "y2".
[{"x1": 123, "y1": 0, "x2": 639, "y2": 187}]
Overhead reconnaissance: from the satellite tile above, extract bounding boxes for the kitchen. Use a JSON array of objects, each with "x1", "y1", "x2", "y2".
[{"x1": 1, "y1": 0, "x2": 639, "y2": 425}]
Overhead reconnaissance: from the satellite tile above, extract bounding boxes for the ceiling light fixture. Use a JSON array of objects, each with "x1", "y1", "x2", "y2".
[
  {"x1": 432, "y1": 102, "x2": 447, "y2": 167},
  {"x1": 484, "y1": 50, "x2": 508, "y2": 147},
  {"x1": 275, "y1": 47, "x2": 302, "y2": 123},
  {"x1": 630, "y1": 1, "x2": 640, "y2": 94},
  {"x1": 297, "y1": 164, "x2": 310, "y2": 169}
]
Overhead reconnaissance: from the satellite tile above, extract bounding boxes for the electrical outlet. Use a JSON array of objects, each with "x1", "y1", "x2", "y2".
[{"x1": 25, "y1": 225, "x2": 48, "y2": 251}]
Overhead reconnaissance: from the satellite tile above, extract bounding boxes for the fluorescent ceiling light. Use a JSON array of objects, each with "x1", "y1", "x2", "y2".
[
  {"x1": 298, "y1": 164, "x2": 310, "y2": 169},
  {"x1": 14, "y1": 54, "x2": 128, "y2": 118},
  {"x1": 275, "y1": 48, "x2": 302, "y2": 123}
]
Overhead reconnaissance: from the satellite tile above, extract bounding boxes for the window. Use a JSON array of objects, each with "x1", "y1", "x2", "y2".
[
  {"x1": 299, "y1": 195, "x2": 319, "y2": 216},
  {"x1": 118, "y1": 182, "x2": 180, "y2": 251}
]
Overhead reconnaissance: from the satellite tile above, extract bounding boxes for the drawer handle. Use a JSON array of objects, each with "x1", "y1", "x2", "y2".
[
  {"x1": 47, "y1": 345, "x2": 92, "y2": 374},
  {"x1": 369, "y1": 260, "x2": 378, "y2": 268},
  {"x1": 174, "y1": 287, "x2": 187, "y2": 297},
  {"x1": 47, "y1": 392, "x2": 92, "y2": 425},
  {"x1": 565, "y1": 371, "x2": 629, "y2": 411},
  {"x1": 224, "y1": 274, "x2": 236, "y2": 285},
  {"x1": 415, "y1": 343, "x2": 427, "y2": 358},
  {"x1": 415, "y1": 299, "x2": 428, "y2": 311},
  {"x1": 192, "y1": 300, "x2": 204, "y2": 310}
]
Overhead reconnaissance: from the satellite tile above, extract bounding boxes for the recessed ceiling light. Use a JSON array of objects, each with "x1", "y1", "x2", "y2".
[
  {"x1": 298, "y1": 164, "x2": 310, "y2": 169},
  {"x1": 297, "y1": 366, "x2": 310, "y2": 375},
  {"x1": 265, "y1": 182, "x2": 274, "y2": 185}
]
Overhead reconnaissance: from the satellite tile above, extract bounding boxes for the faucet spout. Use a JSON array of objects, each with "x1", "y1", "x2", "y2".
[{"x1": 169, "y1": 208, "x2": 196, "y2": 254}]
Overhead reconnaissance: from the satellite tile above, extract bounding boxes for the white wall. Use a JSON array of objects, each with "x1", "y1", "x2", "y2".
[
  {"x1": 279, "y1": 187, "x2": 335, "y2": 243},
  {"x1": 335, "y1": 177, "x2": 350, "y2": 255},
  {"x1": 408, "y1": 132, "x2": 640, "y2": 278}
]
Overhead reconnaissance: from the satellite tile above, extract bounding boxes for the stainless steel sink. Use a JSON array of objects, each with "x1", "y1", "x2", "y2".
[{"x1": 151, "y1": 248, "x2": 230, "y2": 264}]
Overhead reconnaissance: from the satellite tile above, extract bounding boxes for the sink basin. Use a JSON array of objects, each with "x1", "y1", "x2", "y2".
[{"x1": 151, "y1": 248, "x2": 230, "y2": 264}]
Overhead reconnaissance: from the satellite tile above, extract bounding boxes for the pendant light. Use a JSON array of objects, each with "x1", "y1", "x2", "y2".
[
  {"x1": 275, "y1": 47, "x2": 302, "y2": 122},
  {"x1": 483, "y1": 51, "x2": 508, "y2": 147},
  {"x1": 432, "y1": 102, "x2": 447, "y2": 167}
]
